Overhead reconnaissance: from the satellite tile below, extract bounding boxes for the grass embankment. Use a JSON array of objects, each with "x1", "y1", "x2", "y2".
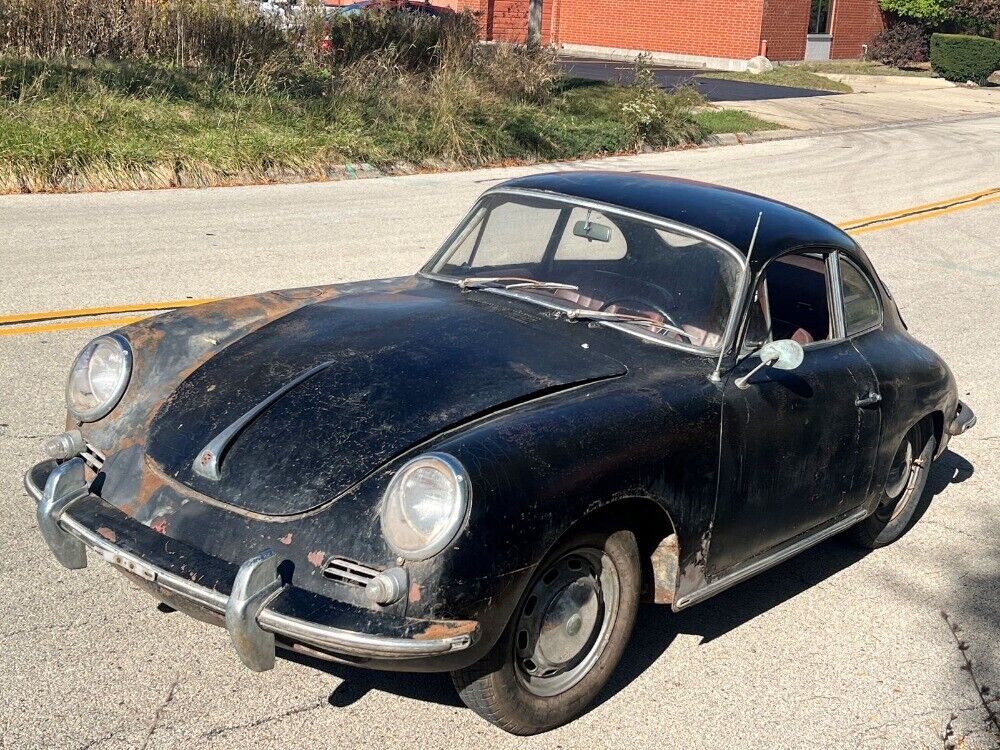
[
  {"x1": 0, "y1": 0, "x2": 776, "y2": 193},
  {"x1": 700, "y1": 67, "x2": 853, "y2": 93},
  {"x1": 791, "y1": 61, "x2": 936, "y2": 77}
]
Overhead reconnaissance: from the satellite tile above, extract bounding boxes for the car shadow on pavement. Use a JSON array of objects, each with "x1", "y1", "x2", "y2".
[
  {"x1": 594, "y1": 447, "x2": 974, "y2": 712},
  {"x1": 281, "y1": 449, "x2": 973, "y2": 717}
]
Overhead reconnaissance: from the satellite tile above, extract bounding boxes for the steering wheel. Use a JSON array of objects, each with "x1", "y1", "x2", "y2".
[{"x1": 600, "y1": 297, "x2": 680, "y2": 329}]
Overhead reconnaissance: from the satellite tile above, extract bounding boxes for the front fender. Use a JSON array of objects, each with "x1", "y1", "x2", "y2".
[{"x1": 403, "y1": 373, "x2": 722, "y2": 651}]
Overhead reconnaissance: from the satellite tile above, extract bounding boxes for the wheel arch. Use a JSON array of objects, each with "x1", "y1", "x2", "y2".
[{"x1": 538, "y1": 495, "x2": 681, "y2": 606}]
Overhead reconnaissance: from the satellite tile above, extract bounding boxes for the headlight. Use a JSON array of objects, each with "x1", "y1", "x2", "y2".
[
  {"x1": 380, "y1": 453, "x2": 470, "y2": 560},
  {"x1": 65, "y1": 334, "x2": 132, "y2": 422}
]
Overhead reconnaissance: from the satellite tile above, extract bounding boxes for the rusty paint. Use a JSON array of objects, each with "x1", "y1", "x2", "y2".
[
  {"x1": 96, "y1": 526, "x2": 117, "y2": 543},
  {"x1": 307, "y1": 550, "x2": 325, "y2": 567},
  {"x1": 650, "y1": 533, "x2": 679, "y2": 604},
  {"x1": 280, "y1": 533, "x2": 293, "y2": 545},
  {"x1": 413, "y1": 619, "x2": 478, "y2": 640},
  {"x1": 408, "y1": 580, "x2": 422, "y2": 603},
  {"x1": 150, "y1": 517, "x2": 168, "y2": 534}
]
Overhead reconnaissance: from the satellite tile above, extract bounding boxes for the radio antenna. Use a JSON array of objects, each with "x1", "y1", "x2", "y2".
[{"x1": 709, "y1": 211, "x2": 763, "y2": 383}]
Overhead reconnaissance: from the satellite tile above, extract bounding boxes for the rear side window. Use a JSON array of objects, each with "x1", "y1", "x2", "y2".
[{"x1": 839, "y1": 258, "x2": 881, "y2": 335}]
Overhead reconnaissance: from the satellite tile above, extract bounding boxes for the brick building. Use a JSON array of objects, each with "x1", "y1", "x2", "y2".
[{"x1": 459, "y1": 0, "x2": 886, "y2": 70}]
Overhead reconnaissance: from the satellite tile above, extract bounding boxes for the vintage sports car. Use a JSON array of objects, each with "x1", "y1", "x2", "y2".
[{"x1": 27, "y1": 172, "x2": 976, "y2": 734}]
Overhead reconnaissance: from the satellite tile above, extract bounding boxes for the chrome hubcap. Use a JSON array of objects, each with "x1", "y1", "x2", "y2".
[
  {"x1": 884, "y1": 439, "x2": 914, "y2": 499},
  {"x1": 879, "y1": 432, "x2": 923, "y2": 522},
  {"x1": 514, "y1": 547, "x2": 619, "y2": 697}
]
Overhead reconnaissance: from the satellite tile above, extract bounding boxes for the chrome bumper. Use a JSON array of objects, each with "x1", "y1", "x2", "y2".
[
  {"x1": 25, "y1": 458, "x2": 475, "y2": 670},
  {"x1": 947, "y1": 400, "x2": 977, "y2": 436}
]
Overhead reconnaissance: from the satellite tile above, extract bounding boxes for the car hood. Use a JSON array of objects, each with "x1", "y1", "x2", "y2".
[{"x1": 146, "y1": 281, "x2": 626, "y2": 516}]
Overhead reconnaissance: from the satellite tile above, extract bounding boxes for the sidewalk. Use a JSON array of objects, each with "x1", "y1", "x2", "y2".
[{"x1": 714, "y1": 74, "x2": 1000, "y2": 131}]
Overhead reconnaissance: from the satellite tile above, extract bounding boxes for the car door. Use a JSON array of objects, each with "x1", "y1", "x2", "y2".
[{"x1": 706, "y1": 251, "x2": 882, "y2": 577}]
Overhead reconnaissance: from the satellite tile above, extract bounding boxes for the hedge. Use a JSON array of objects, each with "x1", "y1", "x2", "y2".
[{"x1": 930, "y1": 33, "x2": 1000, "y2": 84}]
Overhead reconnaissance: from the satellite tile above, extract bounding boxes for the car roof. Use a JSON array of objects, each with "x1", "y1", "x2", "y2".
[{"x1": 495, "y1": 171, "x2": 858, "y2": 265}]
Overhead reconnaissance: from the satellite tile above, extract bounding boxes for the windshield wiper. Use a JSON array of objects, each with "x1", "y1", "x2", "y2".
[
  {"x1": 565, "y1": 309, "x2": 692, "y2": 342},
  {"x1": 459, "y1": 276, "x2": 579, "y2": 292}
]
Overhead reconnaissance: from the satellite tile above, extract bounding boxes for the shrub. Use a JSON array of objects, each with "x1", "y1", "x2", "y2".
[
  {"x1": 619, "y1": 55, "x2": 702, "y2": 147},
  {"x1": 868, "y1": 22, "x2": 929, "y2": 66},
  {"x1": 930, "y1": 33, "x2": 1000, "y2": 83},
  {"x1": 320, "y1": 9, "x2": 478, "y2": 71},
  {"x1": 952, "y1": 0, "x2": 1000, "y2": 27}
]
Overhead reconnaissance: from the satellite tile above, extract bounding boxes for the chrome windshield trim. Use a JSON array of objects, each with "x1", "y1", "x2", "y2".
[
  {"x1": 192, "y1": 360, "x2": 336, "y2": 481},
  {"x1": 421, "y1": 187, "x2": 746, "y2": 357},
  {"x1": 477, "y1": 187, "x2": 747, "y2": 269}
]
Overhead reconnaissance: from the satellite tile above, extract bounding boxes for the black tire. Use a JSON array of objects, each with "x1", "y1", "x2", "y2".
[
  {"x1": 451, "y1": 527, "x2": 640, "y2": 735},
  {"x1": 849, "y1": 421, "x2": 936, "y2": 549}
]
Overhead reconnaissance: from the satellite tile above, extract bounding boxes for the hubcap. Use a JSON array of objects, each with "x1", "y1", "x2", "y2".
[
  {"x1": 884, "y1": 439, "x2": 913, "y2": 499},
  {"x1": 514, "y1": 547, "x2": 620, "y2": 697},
  {"x1": 879, "y1": 432, "x2": 921, "y2": 522}
]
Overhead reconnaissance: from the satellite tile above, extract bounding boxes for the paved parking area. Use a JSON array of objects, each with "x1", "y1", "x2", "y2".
[
  {"x1": 1, "y1": 116, "x2": 998, "y2": 749},
  {"x1": 558, "y1": 56, "x2": 836, "y2": 101}
]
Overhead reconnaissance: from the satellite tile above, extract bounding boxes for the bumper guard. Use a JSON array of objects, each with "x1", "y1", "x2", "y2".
[{"x1": 25, "y1": 458, "x2": 475, "y2": 670}]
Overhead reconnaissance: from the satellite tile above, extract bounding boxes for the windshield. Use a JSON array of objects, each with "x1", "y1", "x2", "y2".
[{"x1": 423, "y1": 191, "x2": 744, "y2": 352}]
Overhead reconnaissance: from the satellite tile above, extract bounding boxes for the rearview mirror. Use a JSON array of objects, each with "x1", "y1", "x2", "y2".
[
  {"x1": 573, "y1": 220, "x2": 612, "y2": 243},
  {"x1": 735, "y1": 339, "x2": 804, "y2": 389}
]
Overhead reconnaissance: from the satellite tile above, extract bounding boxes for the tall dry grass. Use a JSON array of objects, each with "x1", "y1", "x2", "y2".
[
  {"x1": 0, "y1": 0, "x2": 713, "y2": 192},
  {"x1": 0, "y1": 0, "x2": 297, "y2": 80}
]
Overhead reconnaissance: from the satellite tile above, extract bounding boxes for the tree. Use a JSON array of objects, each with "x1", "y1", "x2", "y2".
[
  {"x1": 952, "y1": 0, "x2": 1000, "y2": 39},
  {"x1": 878, "y1": 0, "x2": 953, "y2": 24},
  {"x1": 952, "y1": 0, "x2": 1000, "y2": 25}
]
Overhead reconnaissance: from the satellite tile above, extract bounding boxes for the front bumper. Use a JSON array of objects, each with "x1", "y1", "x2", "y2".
[
  {"x1": 26, "y1": 458, "x2": 477, "y2": 670},
  {"x1": 947, "y1": 400, "x2": 976, "y2": 437}
]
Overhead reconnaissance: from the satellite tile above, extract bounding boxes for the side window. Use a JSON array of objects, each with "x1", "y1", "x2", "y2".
[
  {"x1": 754, "y1": 254, "x2": 833, "y2": 346},
  {"x1": 555, "y1": 208, "x2": 628, "y2": 261},
  {"x1": 839, "y1": 257, "x2": 882, "y2": 336}
]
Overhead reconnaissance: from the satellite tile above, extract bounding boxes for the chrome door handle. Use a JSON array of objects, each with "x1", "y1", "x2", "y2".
[{"x1": 855, "y1": 391, "x2": 882, "y2": 408}]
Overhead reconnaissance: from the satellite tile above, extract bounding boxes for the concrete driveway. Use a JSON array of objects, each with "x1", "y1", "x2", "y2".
[
  {"x1": 558, "y1": 56, "x2": 837, "y2": 101},
  {"x1": 1, "y1": 115, "x2": 998, "y2": 749}
]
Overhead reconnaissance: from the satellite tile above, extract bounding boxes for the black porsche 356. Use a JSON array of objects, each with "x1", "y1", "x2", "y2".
[{"x1": 27, "y1": 172, "x2": 976, "y2": 734}]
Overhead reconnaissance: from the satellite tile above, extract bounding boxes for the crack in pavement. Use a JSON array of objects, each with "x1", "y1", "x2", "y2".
[
  {"x1": 139, "y1": 674, "x2": 180, "y2": 750},
  {"x1": 198, "y1": 697, "x2": 328, "y2": 741}
]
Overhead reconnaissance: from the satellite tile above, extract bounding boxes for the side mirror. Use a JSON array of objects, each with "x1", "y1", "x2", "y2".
[{"x1": 735, "y1": 339, "x2": 804, "y2": 390}]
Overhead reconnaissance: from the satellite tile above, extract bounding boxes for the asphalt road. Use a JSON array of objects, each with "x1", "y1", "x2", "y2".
[
  {"x1": 558, "y1": 56, "x2": 837, "y2": 101},
  {"x1": 1, "y1": 114, "x2": 999, "y2": 750}
]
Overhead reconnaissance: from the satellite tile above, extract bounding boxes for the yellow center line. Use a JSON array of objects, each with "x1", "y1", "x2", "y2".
[
  {"x1": 836, "y1": 187, "x2": 1000, "y2": 231},
  {"x1": 2, "y1": 186, "x2": 999, "y2": 339},
  {"x1": 844, "y1": 193, "x2": 1000, "y2": 236},
  {"x1": 0, "y1": 316, "x2": 149, "y2": 337},
  {"x1": 0, "y1": 298, "x2": 218, "y2": 326}
]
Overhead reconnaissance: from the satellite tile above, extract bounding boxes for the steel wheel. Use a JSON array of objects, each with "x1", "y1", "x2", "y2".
[
  {"x1": 848, "y1": 420, "x2": 936, "y2": 550},
  {"x1": 513, "y1": 547, "x2": 620, "y2": 697},
  {"x1": 877, "y1": 429, "x2": 923, "y2": 523},
  {"x1": 451, "y1": 527, "x2": 640, "y2": 735}
]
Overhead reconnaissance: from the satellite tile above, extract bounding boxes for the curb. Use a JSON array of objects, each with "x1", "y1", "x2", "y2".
[{"x1": 698, "y1": 110, "x2": 998, "y2": 150}]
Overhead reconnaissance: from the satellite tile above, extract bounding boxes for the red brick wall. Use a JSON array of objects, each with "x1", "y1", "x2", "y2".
[
  {"x1": 470, "y1": 0, "x2": 885, "y2": 61},
  {"x1": 760, "y1": 0, "x2": 809, "y2": 60},
  {"x1": 548, "y1": 0, "x2": 765, "y2": 60},
  {"x1": 830, "y1": 0, "x2": 885, "y2": 58}
]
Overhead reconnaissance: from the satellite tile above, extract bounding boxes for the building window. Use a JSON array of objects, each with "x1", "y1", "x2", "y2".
[{"x1": 809, "y1": 0, "x2": 832, "y2": 34}]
